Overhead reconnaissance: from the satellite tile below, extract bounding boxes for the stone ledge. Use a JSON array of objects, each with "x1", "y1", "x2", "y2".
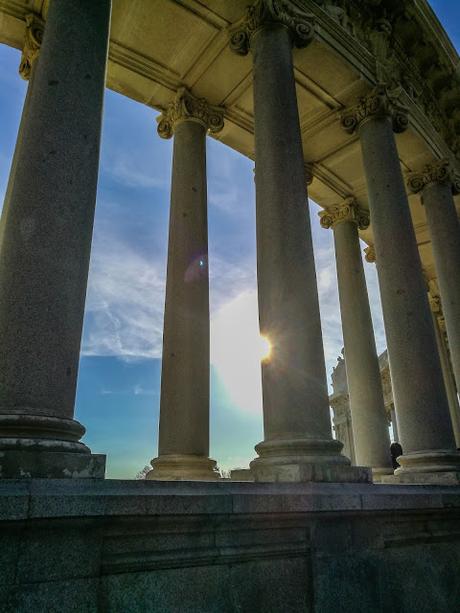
[{"x1": 0, "y1": 479, "x2": 459, "y2": 521}]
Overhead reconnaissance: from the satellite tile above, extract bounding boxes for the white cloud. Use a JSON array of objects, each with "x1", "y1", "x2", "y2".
[{"x1": 82, "y1": 229, "x2": 166, "y2": 358}]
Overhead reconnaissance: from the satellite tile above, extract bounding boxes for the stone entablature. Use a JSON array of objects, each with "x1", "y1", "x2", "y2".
[{"x1": 309, "y1": 0, "x2": 460, "y2": 161}]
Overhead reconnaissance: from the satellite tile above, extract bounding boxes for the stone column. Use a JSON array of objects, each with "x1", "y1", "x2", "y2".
[
  {"x1": 320, "y1": 199, "x2": 392, "y2": 477},
  {"x1": 0, "y1": 0, "x2": 111, "y2": 479},
  {"x1": 230, "y1": 1, "x2": 370, "y2": 483},
  {"x1": 341, "y1": 86, "x2": 460, "y2": 482},
  {"x1": 429, "y1": 295, "x2": 460, "y2": 447},
  {"x1": 0, "y1": 14, "x2": 44, "y2": 250},
  {"x1": 147, "y1": 88, "x2": 223, "y2": 481},
  {"x1": 390, "y1": 406, "x2": 399, "y2": 443},
  {"x1": 407, "y1": 160, "x2": 460, "y2": 394}
]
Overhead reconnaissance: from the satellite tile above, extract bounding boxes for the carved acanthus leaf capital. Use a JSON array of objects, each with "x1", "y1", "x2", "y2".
[
  {"x1": 229, "y1": 0, "x2": 315, "y2": 56},
  {"x1": 340, "y1": 85, "x2": 409, "y2": 135},
  {"x1": 406, "y1": 159, "x2": 460, "y2": 195},
  {"x1": 319, "y1": 197, "x2": 369, "y2": 230},
  {"x1": 428, "y1": 292, "x2": 442, "y2": 315},
  {"x1": 157, "y1": 88, "x2": 224, "y2": 139},
  {"x1": 364, "y1": 245, "x2": 376, "y2": 263},
  {"x1": 19, "y1": 13, "x2": 45, "y2": 80}
]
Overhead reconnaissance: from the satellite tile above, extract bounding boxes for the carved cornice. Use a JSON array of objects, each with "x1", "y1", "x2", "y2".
[
  {"x1": 406, "y1": 159, "x2": 460, "y2": 195},
  {"x1": 341, "y1": 85, "x2": 409, "y2": 135},
  {"x1": 19, "y1": 13, "x2": 44, "y2": 80},
  {"x1": 229, "y1": 0, "x2": 315, "y2": 55},
  {"x1": 364, "y1": 245, "x2": 376, "y2": 263},
  {"x1": 157, "y1": 88, "x2": 224, "y2": 139},
  {"x1": 319, "y1": 197, "x2": 369, "y2": 230}
]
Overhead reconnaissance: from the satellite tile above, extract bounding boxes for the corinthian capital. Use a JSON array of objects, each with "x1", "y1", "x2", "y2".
[
  {"x1": 364, "y1": 245, "x2": 376, "y2": 263},
  {"x1": 406, "y1": 159, "x2": 460, "y2": 195},
  {"x1": 340, "y1": 85, "x2": 408, "y2": 135},
  {"x1": 157, "y1": 88, "x2": 224, "y2": 139},
  {"x1": 19, "y1": 13, "x2": 45, "y2": 80},
  {"x1": 229, "y1": 0, "x2": 315, "y2": 56},
  {"x1": 319, "y1": 197, "x2": 369, "y2": 230}
]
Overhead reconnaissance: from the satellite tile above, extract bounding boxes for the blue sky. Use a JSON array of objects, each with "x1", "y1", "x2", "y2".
[{"x1": 0, "y1": 3, "x2": 457, "y2": 478}]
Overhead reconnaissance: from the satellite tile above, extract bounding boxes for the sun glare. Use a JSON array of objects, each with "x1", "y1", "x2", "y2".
[
  {"x1": 211, "y1": 291, "x2": 265, "y2": 415},
  {"x1": 259, "y1": 335, "x2": 271, "y2": 362}
]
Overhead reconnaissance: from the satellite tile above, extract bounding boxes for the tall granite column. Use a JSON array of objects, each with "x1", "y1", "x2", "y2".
[
  {"x1": 407, "y1": 160, "x2": 460, "y2": 394},
  {"x1": 429, "y1": 295, "x2": 460, "y2": 447},
  {"x1": 0, "y1": 14, "x2": 44, "y2": 250},
  {"x1": 320, "y1": 199, "x2": 392, "y2": 477},
  {"x1": 341, "y1": 86, "x2": 460, "y2": 482},
  {"x1": 230, "y1": 1, "x2": 369, "y2": 483},
  {"x1": 0, "y1": 0, "x2": 111, "y2": 479},
  {"x1": 147, "y1": 89, "x2": 223, "y2": 480}
]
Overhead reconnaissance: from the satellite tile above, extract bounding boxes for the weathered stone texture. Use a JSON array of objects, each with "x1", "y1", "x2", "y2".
[{"x1": 0, "y1": 480, "x2": 460, "y2": 612}]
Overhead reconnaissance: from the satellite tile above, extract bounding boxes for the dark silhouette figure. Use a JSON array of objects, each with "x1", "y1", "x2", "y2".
[{"x1": 390, "y1": 442, "x2": 403, "y2": 470}]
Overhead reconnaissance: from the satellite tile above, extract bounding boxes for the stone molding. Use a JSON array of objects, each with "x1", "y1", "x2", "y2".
[
  {"x1": 364, "y1": 245, "x2": 376, "y2": 263},
  {"x1": 340, "y1": 85, "x2": 409, "y2": 135},
  {"x1": 157, "y1": 87, "x2": 224, "y2": 139},
  {"x1": 406, "y1": 159, "x2": 460, "y2": 195},
  {"x1": 319, "y1": 197, "x2": 369, "y2": 230},
  {"x1": 19, "y1": 13, "x2": 44, "y2": 80},
  {"x1": 229, "y1": 0, "x2": 315, "y2": 55}
]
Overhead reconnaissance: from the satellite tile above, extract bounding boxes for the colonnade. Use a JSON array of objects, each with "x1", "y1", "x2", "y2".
[{"x1": 0, "y1": 0, "x2": 459, "y2": 483}]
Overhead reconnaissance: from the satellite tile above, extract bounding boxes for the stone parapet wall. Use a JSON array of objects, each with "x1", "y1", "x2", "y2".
[{"x1": 1, "y1": 480, "x2": 459, "y2": 612}]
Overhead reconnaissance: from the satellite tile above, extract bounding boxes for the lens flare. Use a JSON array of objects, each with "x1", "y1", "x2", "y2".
[{"x1": 259, "y1": 335, "x2": 271, "y2": 361}]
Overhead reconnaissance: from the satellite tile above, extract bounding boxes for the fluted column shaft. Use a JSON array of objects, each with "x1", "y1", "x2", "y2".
[
  {"x1": 148, "y1": 89, "x2": 223, "y2": 481},
  {"x1": 321, "y1": 201, "x2": 392, "y2": 475},
  {"x1": 342, "y1": 88, "x2": 459, "y2": 477},
  {"x1": 0, "y1": 0, "x2": 111, "y2": 479},
  {"x1": 408, "y1": 165, "x2": 460, "y2": 393},
  {"x1": 230, "y1": 2, "x2": 370, "y2": 483}
]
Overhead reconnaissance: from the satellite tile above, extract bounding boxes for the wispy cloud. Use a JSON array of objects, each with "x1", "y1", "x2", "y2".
[{"x1": 82, "y1": 229, "x2": 167, "y2": 359}]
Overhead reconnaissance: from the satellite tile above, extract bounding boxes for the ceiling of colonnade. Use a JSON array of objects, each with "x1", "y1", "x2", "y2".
[{"x1": 1, "y1": 0, "x2": 459, "y2": 285}]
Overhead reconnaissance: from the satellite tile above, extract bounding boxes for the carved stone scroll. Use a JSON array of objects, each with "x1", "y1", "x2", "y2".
[
  {"x1": 19, "y1": 13, "x2": 45, "y2": 80},
  {"x1": 407, "y1": 159, "x2": 460, "y2": 195},
  {"x1": 229, "y1": 0, "x2": 315, "y2": 55},
  {"x1": 157, "y1": 88, "x2": 224, "y2": 139},
  {"x1": 340, "y1": 85, "x2": 409, "y2": 135},
  {"x1": 319, "y1": 197, "x2": 369, "y2": 230}
]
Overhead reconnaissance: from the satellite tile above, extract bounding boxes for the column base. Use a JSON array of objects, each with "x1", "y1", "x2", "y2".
[
  {"x1": 381, "y1": 471, "x2": 460, "y2": 486},
  {"x1": 230, "y1": 468, "x2": 254, "y2": 481},
  {"x1": 379, "y1": 449, "x2": 460, "y2": 485},
  {"x1": 249, "y1": 438, "x2": 372, "y2": 483},
  {"x1": 371, "y1": 467, "x2": 395, "y2": 483},
  {"x1": 0, "y1": 414, "x2": 105, "y2": 478},
  {"x1": 0, "y1": 449, "x2": 106, "y2": 479},
  {"x1": 146, "y1": 454, "x2": 220, "y2": 481}
]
